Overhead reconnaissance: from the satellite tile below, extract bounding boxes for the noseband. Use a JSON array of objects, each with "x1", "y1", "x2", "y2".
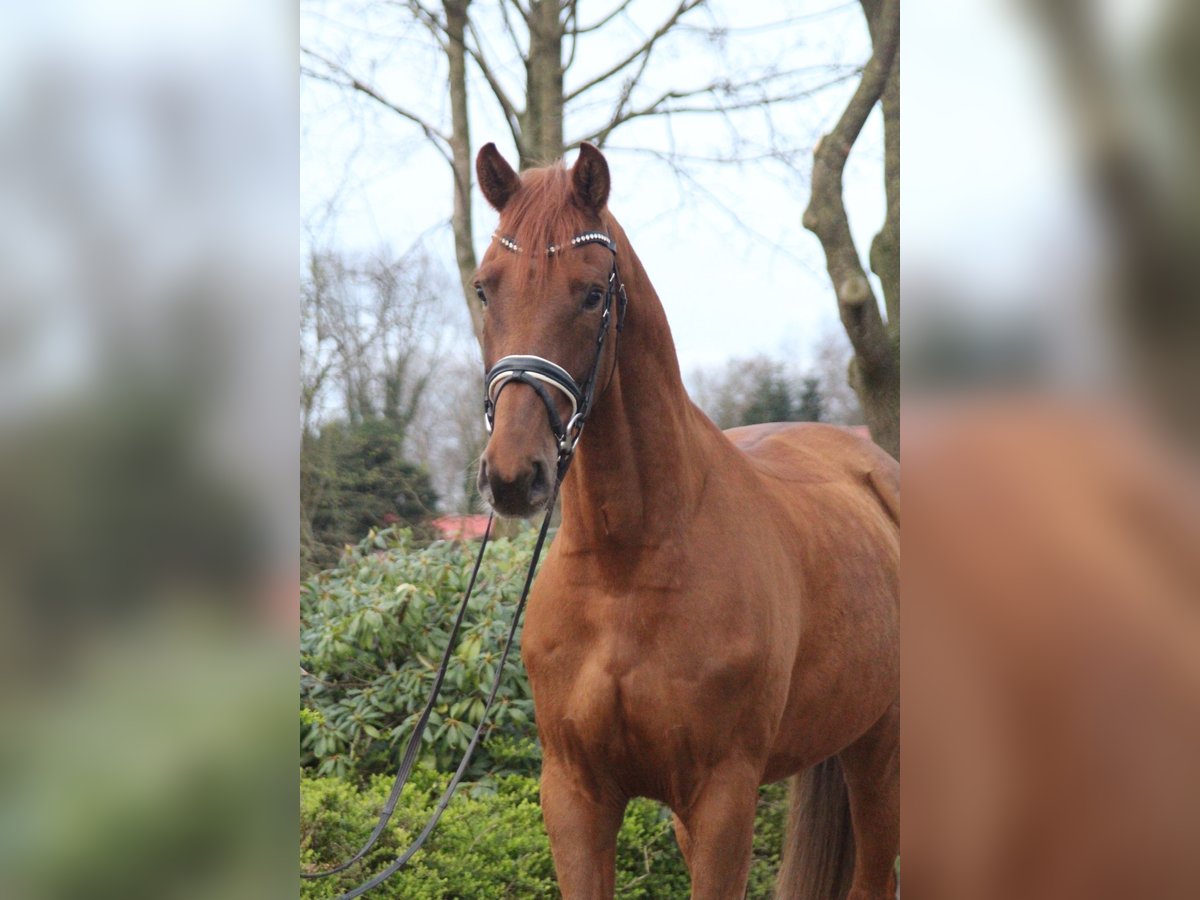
[{"x1": 483, "y1": 231, "x2": 628, "y2": 475}]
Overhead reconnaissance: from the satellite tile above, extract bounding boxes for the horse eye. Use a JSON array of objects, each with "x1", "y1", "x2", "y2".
[
  {"x1": 582, "y1": 287, "x2": 604, "y2": 311},
  {"x1": 474, "y1": 283, "x2": 488, "y2": 307}
]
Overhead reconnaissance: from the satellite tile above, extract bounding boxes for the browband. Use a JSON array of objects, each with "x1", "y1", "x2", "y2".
[{"x1": 492, "y1": 231, "x2": 617, "y2": 256}]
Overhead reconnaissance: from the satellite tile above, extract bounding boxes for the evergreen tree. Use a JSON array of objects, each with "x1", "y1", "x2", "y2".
[
  {"x1": 795, "y1": 377, "x2": 825, "y2": 422},
  {"x1": 740, "y1": 365, "x2": 795, "y2": 426},
  {"x1": 301, "y1": 418, "x2": 438, "y2": 574}
]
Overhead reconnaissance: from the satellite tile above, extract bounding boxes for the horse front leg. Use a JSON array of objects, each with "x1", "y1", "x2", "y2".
[
  {"x1": 540, "y1": 760, "x2": 627, "y2": 899},
  {"x1": 674, "y1": 762, "x2": 760, "y2": 899}
]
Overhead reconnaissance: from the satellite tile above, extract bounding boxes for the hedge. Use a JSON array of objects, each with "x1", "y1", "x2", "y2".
[
  {"x1": 301, "y1": 527, "x2": 542, "y2": 780},
  {"x1": 301, "y1": 770, "x2": 787, "y2": 899}
]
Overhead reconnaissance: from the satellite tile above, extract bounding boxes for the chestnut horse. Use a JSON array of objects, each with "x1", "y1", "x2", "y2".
[{"x1": 473, "y1": 141, "x2": 899, "y2": 900}]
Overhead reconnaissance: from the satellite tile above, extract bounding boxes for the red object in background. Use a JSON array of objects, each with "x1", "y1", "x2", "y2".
[{"x1": 431, "y1": 514, "x2": 491, "y2": 541}]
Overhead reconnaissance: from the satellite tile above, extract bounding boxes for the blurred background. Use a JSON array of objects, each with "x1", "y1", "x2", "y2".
[
  {"x1": 904, "y1": 0, "x2": 1200, "y2": 897},
  {"x1": 0, "y1": 2, "x2": 297, "y2": 899}
]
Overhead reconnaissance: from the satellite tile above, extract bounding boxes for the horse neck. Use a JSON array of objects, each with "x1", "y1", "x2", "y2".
[{"x1": 559, "y1": 228, "x2": 715, "y2": 547}]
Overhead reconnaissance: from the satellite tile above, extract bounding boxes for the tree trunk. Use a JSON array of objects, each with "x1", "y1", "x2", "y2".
[
  {"x1": 445, "y1": 0, "x2": 484, "y2": 348},
  {"x1": 866, "y1": 0, "x2": 899, "y2": 458},
  {"x1": 866, "y1": 0, "x2": 900, "y2": 330},
  {"x1": 520, "y1": 0, "x2": 565, "y2": 168},
  {"x1": 803, "y1": 0, "x2": 900, "y2": 460}
]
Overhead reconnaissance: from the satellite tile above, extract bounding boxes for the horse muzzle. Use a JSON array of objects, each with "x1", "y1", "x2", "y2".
[{"x1": 477, "y1": 451, "x2": 553, "y2": 518}]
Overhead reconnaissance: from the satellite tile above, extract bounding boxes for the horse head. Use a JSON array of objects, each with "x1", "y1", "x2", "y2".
[{"x1": 473, "y1": 142, "x2": 624, "y2": 517}]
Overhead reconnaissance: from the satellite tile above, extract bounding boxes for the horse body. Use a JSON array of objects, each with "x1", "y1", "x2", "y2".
[
  {"x1": 527, "y1": 419, "x2": 898, "y2": 792},
  {"x1": 475, "y1": 142, "x2": 898, "y2": 899}
]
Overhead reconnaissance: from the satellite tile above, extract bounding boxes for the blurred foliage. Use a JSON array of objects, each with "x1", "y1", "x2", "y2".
[
  {"x1": 300, "y1": 771, "x2": 787, "y2": 899},
  {"x1": 0, "y1": 381, "x2": 268, "y2": 656},
  {"x1": 301, "y1": 526, "x2": 540, "y2": 780},
  {"x1": 2, "y1": 621, "x2": 294, "y2": 900},
  {"x1": 301, "y1": 419, "x2": 439, "y2": 575}
]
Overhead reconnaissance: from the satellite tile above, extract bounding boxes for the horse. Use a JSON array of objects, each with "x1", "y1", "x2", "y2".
[{"x1": 472, "y1": 140, "x2": 899, "y2": 900}]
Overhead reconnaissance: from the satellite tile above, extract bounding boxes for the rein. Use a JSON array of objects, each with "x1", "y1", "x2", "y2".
[{"x1": 303, "y1": 231, "x2": 626, "y2": 898}]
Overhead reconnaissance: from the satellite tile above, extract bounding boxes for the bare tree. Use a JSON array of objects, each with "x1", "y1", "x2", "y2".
[
  {"x1": 407, "y1": 354, "x2": 489, "y2": 512},
  {"x1": 302, "y1": 0, "x2": 862, "y2": 349},
  {"x1": 802, "y1": 0, "x2": 899, "y2": 457},
  {"x1": 301, "y1": 253, "x2": 338, "y2": 438},
  {"x1": 301, "y1": 246, "x2": 451, "y2": 449}
]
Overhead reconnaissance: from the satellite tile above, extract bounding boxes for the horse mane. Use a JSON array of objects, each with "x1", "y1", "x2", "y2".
[{"x1": 498, "y1": 163, "x2": 597, "y2": 289}]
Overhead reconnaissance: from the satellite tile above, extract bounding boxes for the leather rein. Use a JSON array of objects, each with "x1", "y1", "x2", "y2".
[{"x1": 303, "y1": 231, "x2": 626, "y2": 898}]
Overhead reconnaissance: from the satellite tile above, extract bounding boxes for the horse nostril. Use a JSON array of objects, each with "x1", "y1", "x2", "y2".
[
  {"x1": 528, "y1": 459, "x2": 550, "y2": 505},
  {"x1": 481, "y1": 453, "x2": 550, "y2": 516}
]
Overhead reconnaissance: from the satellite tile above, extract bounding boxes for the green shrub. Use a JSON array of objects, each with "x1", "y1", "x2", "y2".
[
  {"x1": 300, "y1": 772, "x2": 787, "y2": 899},
  {"x1": 301, "y1": 526, "x2": 542, "y2": 780}
]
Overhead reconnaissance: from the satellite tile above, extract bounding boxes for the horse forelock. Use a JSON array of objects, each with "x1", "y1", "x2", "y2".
[{"x1": 498, "y1": 164, "x2": 598, "y2": 290}]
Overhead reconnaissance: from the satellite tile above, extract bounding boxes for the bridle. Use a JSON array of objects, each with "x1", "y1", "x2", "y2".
[
  {"x1": 483, "y1": 230, "x2": 628, "y2": 478},
  {"x1": 302, "y1": 230, "x2": 628, "y2": 898}
]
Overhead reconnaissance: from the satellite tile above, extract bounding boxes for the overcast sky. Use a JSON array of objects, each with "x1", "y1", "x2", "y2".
[{"x1": 300, "y1": 0, "x2": 887, "y2": 378}]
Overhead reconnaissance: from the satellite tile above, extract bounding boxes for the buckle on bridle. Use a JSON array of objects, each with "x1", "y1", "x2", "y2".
[{"x1": 560, "y1": 412, "x2": 586, "y2": 457}]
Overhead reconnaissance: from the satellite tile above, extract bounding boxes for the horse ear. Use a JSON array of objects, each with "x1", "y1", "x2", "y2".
[
  {"x1": 476, "y1": 142, "x2": 520, "y2": 211},
  {"x1": 571, "y1": 142, "x2": 610, "y2": 213}
]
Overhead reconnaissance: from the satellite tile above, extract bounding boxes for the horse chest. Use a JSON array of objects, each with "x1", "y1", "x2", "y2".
[
  {"x1": 528, "y1": 629, "x2": 680, "y2": 741},
  {"x1": 529, "y1": 651, "x2": 701, "y2": 799},
  {"x1": 524, "y1": 594, "x2": 779, "y2": 802}
]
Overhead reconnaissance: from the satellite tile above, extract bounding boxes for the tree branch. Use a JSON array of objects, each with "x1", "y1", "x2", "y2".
[
  {"x1": 801, "y1": 0, "x2": 898, "y2": 374},
  {"x1": 446, "y1": 4, "x2": 484, "y2": 348},
  {"x1": 465, "y1": 20, "x2": 525, "y2": 150},
  {"x1": 561, "y1": 0, "x2": 578, "y2": 29},
  {"x1": 625, "y1": 143, "x2": 817, "y2": 269},
  {"x1": 568, "y1": 0, "x2": 638, "y2": 35},
  {"x1": 675, "y1": 4, "x2": 857, "y2": 36},
  {"x1": 563, "y1": 0, "x2": 704, "y2": 103},
  {"x1": 497, "y1": 0, "x2": 527, "y2": 56},
  {"x1": 404, "y1": 2, "x2": 524, "y2": 143},
  {"x1": 603, "y1": 142, "x2": 812, "y2": 167},
  {"x1": 509, "y1": 0, "x2": 533, "y2": 26},
  {"x1": 301, "y1": 48, "x2": 453, "y2": 167},
  {"x1": 402, "y1": 0, "x2": 451, "y2": 53},
  {"x1": 562, "y1": 0, "x2": 581, "y2": 72},
  {"x1": 588, "y1": 45, "x2": 654, "y2": 146},
  {"x1": 573, "y1": 70, "x2": 857, "y2": 148}
]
